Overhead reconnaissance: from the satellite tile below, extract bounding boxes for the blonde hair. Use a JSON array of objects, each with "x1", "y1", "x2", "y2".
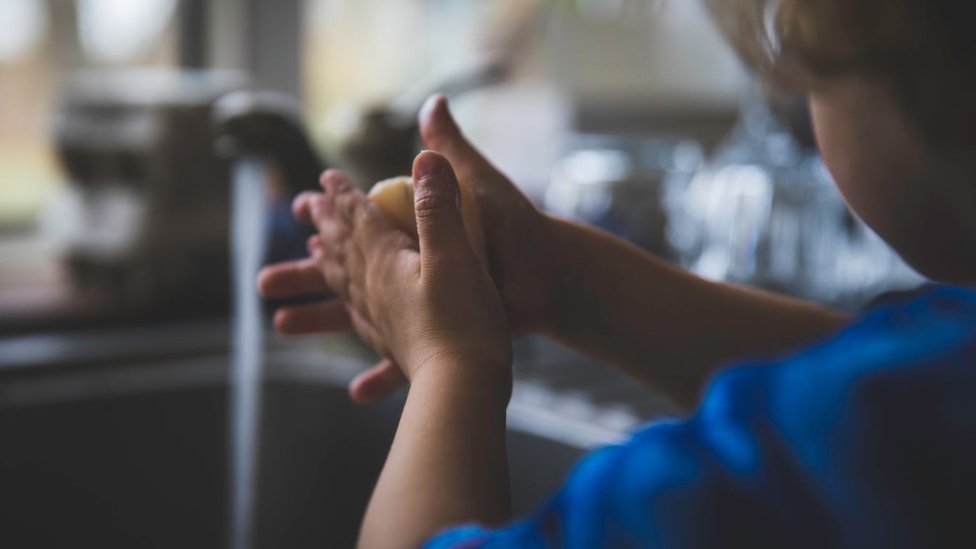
[{"x1": 706, "y1": 0, "x2": 976, "y2": 147}]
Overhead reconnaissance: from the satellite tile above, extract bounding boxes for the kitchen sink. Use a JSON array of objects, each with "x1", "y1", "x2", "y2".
[{"x1": 0, "y1": 326, "x2": 603, "y2": 548}]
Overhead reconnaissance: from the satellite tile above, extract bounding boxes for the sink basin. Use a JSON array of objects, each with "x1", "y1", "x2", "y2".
[{"x1": 0, "y1": 344, "x2": 587, "y2": 548}]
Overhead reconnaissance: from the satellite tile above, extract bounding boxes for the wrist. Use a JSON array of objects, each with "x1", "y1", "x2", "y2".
[{"x1": 408, "y1": 348, "x2": 513, "y2": 404}]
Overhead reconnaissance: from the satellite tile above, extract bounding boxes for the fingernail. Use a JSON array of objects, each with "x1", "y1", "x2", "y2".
[
  {"x1": 413, "y1": 151, "x2": 461, "y2": 210},
  {"x1": 420, "y1": 94, "x2": 447, "y2": 120},
  {"x1": 319, "y1": 169, "x2": 340, "y2": 186},
  {"x1": 414, "y1": 150, "x2": 441, "y2": 182}
]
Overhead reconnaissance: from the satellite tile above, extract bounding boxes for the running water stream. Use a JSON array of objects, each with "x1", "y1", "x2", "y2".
[{"x1": 229, "y1": 157, "x2": 269, "y2": 549}]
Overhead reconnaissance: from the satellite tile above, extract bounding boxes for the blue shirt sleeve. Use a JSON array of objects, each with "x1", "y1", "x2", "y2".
[{"x1": 425, "y1": 287, "x2": 976, "y2": 549}]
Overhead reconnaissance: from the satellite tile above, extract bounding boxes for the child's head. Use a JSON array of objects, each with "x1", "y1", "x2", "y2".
[{"x1": 708, "y1": 0, "x2": 976, "y2": 283}]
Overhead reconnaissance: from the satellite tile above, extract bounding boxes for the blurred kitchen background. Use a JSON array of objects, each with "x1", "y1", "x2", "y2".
[{"x1": 0, "y1": 1, "x2": 924, "y2": 548}]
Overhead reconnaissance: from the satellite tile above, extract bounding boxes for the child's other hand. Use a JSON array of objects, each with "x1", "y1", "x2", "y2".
[
  {"x1": 262, "y1": 96, "x2": 561, "y2": 404},
  {"x1": 270, "y1": 152, "x2": 512, "y2": 394},
  {"x1": 418, "y1": 95, "x2": 558, "y2": 337}
]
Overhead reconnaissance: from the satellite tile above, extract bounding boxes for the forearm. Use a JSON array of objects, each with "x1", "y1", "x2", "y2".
[
  {"x1": 542, "y1": 217, "x2": 848, "y2": 409},
  {"x1": 357, "y1": 360, "x2": 512, "y2": 549}
]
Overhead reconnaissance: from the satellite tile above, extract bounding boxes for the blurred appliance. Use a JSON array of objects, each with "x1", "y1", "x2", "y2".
[
  {"x1": 337, "y1": 55, "x2": 514, "y2": 188},
  {"x1": 544, "y1": 135, "x2": 703, "y2": 256},
  {"x1": 334, "y1": 2, "x2": 541, "y2": 188},
  {"x1": 665, "y1": 91, "x2": 923, "y2": 309},
  {"x1": 49, "y1": 70, "x2": 323, "y2": 317}
]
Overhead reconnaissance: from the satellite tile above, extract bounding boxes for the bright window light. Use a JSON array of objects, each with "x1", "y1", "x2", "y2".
[
  {"x1": 77, "y1": 0, "x2": 177, "y2": 64},
  {"x1": 0, "y1": 0, "x2": 48, "y2": 63}
]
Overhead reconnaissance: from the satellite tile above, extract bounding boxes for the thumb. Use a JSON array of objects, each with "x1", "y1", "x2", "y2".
[
  {"x1": 419, "y1": 95, "x2": 500, "y2": 182},
  {"x1": 411, "y1": 151, "x2": 473, "y2": 264}
]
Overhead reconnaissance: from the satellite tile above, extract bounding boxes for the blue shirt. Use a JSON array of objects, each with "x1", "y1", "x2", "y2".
[{"x1": 426, "y1": 287, "x2": 976, "y2": 548}]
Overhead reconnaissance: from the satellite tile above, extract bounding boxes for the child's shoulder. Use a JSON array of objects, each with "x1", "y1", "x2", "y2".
[
  {"x1": 778, "y1": 284, "x2": 976, "y2": 382},
  {"x1": 690, "y1": 285, "x2": 976, "y2": 426}
]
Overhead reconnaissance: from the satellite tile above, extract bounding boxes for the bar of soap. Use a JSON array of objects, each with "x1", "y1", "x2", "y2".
[{"x1": 368, "y1": 176, "x2": 486, "y2": 266}]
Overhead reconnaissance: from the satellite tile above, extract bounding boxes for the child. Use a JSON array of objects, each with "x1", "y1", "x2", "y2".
[{"x1": 258, "y1": 0, "x2": 976, "y2": 546}]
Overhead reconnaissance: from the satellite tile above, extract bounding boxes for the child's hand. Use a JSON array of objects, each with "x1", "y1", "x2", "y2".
[
  {"x1": 290, "y1": 152, "x2": 512, "y2": 389},
  {"x1": 417, "y1": 96, "x2": 559, "y2": 337},
  {"x1": 261, "y1": 96, "x2": 562, "y2": 404}
]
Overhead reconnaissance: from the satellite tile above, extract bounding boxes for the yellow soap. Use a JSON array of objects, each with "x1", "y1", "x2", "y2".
[{"x1": 368, "y1": 176, "x2": 486, "y2": 265}]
